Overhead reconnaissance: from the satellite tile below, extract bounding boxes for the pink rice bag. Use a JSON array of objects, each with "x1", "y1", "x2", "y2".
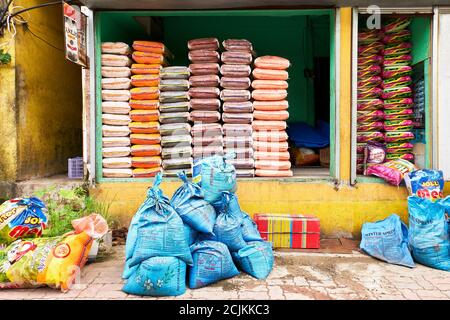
[{"x1": 366, "y1": 159, "x2": 416, "y2": 186}]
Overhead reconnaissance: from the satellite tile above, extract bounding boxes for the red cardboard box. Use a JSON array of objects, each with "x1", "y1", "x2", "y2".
[{"x1": 254, "y1": 213, "x2": 320, "y2": 249}]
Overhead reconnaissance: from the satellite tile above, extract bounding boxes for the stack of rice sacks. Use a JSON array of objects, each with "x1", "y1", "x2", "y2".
[
  {"x1": 251, "y1": 56, "x2": 292, "y2": 177},
  {"x1": 100, "y1": 42, "x2": 133, "y2": 178},
  {"x1": 159, "y1": 66, "x2": 193, "y2": 177},
  {"x1": 381, "y1": 18, "x2": 415, "y2": 163},
  {"x1": 128, "y1": 41, "x2": 170, "y2": 178},
  {"x1": 220, "y1": 39, "x2": 255, "y2": 178},
  {"x1": 187, "y1": 38, "x2": 223, "y2": 160},
  {"x1": 356, "y1": 29, "x2": 385, "y2": 174}
]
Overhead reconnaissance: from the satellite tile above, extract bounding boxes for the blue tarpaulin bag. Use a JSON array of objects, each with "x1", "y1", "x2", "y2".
[
  {"x1": 122, "y1": 174, "x2": 193, "y2": 280},
  {"x1": 188, "y1": 240, "x2": 239, "y2": 289},
  {"x1": 203, "y1": 192, "x2": 247, "y2": 252},
  {"x1": 193, "y1": 155, "x2": 237, "y2": 204},
  {"x1": 122, "y1": 256, "x2": 186, "y2": 296},
  {"x1": 408, "y1": 196, "x2": 450, "y2": 271},
  {"x1": 232, "y1": 241, "x2": 274, "y2": 279},
  {"x1": 241, "y1": 213, "x2": 263, "y2": 242},
  {"x1": 170, "y1": 171, "x2": 217, "y2": 234},
  {"x1": 360, "y1": 214, "x2": 415, "y2": 268}
]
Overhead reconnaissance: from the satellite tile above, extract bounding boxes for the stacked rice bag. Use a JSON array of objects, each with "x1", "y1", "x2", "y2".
[
  {"x1": 381, "y1": 18, "x2": 415, "y2": 163},
  {"x1": 251, "y1": 56, "x2": 292, "y2": 177},
  {"x1": 159, "y1": 66, "x2": 193, "y2": 177},
  {"x1": 100, "y1": 42, "x2": 133, "y2": 178},
  {"x1": 357, "y1": 29, "x2": 385, "y2": 174},
  {"x1": 220, "y1": 39, "x2": 255, "y2": 177},
  {"x1": 128, "y1": 41, "x2": 171, "y2": 178},
  {"x1": 188, "y1": 38, "x2": 223, "y2": 159}
]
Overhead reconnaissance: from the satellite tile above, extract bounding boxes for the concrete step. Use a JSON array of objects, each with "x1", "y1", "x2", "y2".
[{"x1": 15, "y1": 174, "x2": 85, "y2": 198}]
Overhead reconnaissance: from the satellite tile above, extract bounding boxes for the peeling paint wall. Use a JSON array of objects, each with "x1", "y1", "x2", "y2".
[{"x1": 14, "y1": 0, "x2": 82, "y2": 180}]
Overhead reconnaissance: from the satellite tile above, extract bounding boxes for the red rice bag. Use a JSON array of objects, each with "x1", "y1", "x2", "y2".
[
  {"x1": 189, "y1": 75, "x2": 220, "y2": 87},
  {"x1": 188, "y1": 87, "x2": 220, "y2": 99},
  {"x1": 222, "y1": 39, "x2": 253, "y2": 52},
  {"x1": 190, "y1": 110, "x2": 221, "y2": 123},
  {"x1": 383, "y1": 120, "x2": 414, "y2": 131},
  {"x1": 382, "y1": 65, "x2": 412, "y2": 79},
  {"x1": 384, "y1": 109, "x2": 414, "y2": 120},
  {"x1": 188, "y1": 50, "x2": 220, "y2": 63},
  {"x1": 366, "y1": 159, "x2": 416, "y2": 186},
  {"x1": 131, "y1": 64, "x2": 161, "y2": 75},
  {"x1": 357, "y1": 99, "x2": 384, "y2": 111},
  {"x1": 220, "y1": 89, "x2": 251, "y2": 102},
  {"x1": 189, "y1": 63, "x2": 220, "y2": 75},
  {"x1": 222, "y1": 113, "x2": 253, "y2": 124},
  {"x1": 357, "y1": 76, "x2": 382, "y2": 88},
  {"x1": 383, "y1": 54, "x2": 412, "y2": 66},
  {"x1": 220, "y1": 77, "x2": 251, "y2": 90},
  {"x1": 382, "y1": 30, "x2": 411, "y2": 45},
  {"x1": 358, "y1": 65, "x2": 381, "y2": 78},
  {"x1": 220, "y1": 64, "x2": 251, "y2": 77},
  {"x1": 358, "y1": 29, "x2": 383, "y2": 44},
  {"x1": 382, "y1": 76, "x2": 412, "y2": 89},
  {"x1": 357, "y1": 87, "x2": 383, "y2": 99},
  {"x1": 382, "y1": 86, "x2": 412, "y2": 100},
  {"x1": 357, "y1": 110, "x2": 385, "y2": 122},
  {"x1": 357, "y1": 121, "x2": 384, "y2": 132},
  {"x1": 363, "y1": 142, "x2": 386, "y2": 167},
  {"x1": 382, "y1": 42, "x2": 412, "y2": 57},
  {"x1": 190, "y1": 98, "x2": 221, "y2": 111},
  {"x1": 188, "y1": 38, "x2": 219, "y2": 51},
  {"x1": 358, "y1": 54, "x2": 383, "y2": 67},
  {"x1": 221, "y1": 51, "x2": 252, "y2": 65},
  {"x1": 222, "y1": 101, "x2": 253, "y2": 113},
  {"x1": 358, "y1": 41, "x2": 384, "y2": 55},
  {"x1": 357, "y1": 131, "x2": 384, "y2": 143},
  {"x1": 132, "y1": 52, "x2": 166, "y2": 65}
]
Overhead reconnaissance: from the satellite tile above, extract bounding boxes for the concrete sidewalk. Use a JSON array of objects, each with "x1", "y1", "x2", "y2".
[{"x1": 1, "y1": 245, "x2": 450, "y2": 300}]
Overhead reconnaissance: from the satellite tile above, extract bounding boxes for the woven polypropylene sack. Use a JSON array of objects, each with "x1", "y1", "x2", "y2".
[
  {"x1": 231, "y1": 241, "x2": 274, "y2": 279},
  {"x1": 408, "y1": 196, "x2": 450, "y2": 271},
  {"x1": 188, "y1": 241, "x2": 239, "y2": 289},
  {"x1": 241, "y1": 213, "x2": 263, "y2": 242},
  {"x1": 170, "y1": 171, "x2": 217, "y2": 234},
  {"x1": 360, "y1": 214, "x2": 415, "y2": 268},
  {"x1": 184, "y1": 223, "x2": 198, "y2": 246},
  {"x1": 122, "y1": 174, "x2": 193, "y2": 280},
  {"x1": 122, "y1": 256, "x2": 186, "y2": 296}
]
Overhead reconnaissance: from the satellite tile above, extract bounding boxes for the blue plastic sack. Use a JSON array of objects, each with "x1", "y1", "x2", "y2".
[
  {"x1": 408, "y1": 196, "x2": 450, "y2": 271},
  {"x1": 405, "y1": 169, "x2": 444, "y2": 201},
  {"x1": 122, "y1": 256, "x2": 186, "y2": 296},
  {"x1": 241, "y1": 213, "x2": 263, "y2": 242},
  {"x1": 204, "y1": 192, "x2": 247, "y2": 252},
  {"x1": 360, "y1": 214, "x2": 415, "y2": 268},
  {"x1": 193, "y1": 155, "x2": 237, "y2": 204},
  {"x1": 188, "y1": 240, "x2": 239, "y2": 289},
  {"x1": 123, "y1": 174, "x2": 193, "y2": 279},
  {"x1": 170, "y1": 171, "x2": 217, "y2": 234},
  {"x1": 232, "y1": 241, "x2": 274, "y2": 279},
  {"x1": 184, "y1": 223, "x2": 198, "y2": 246}
]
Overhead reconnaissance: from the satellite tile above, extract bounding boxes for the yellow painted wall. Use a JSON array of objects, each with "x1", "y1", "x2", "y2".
[{"x1": 14, "y1": 0, "x2": 83, "y2": 180}]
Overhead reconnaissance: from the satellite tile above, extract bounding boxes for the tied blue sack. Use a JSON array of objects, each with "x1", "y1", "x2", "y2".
[
  {"x1": 360, "y1": 214, "x2": 415, "y2": 268},
  {"x1": 122, "y1": 173, "x2": 193, "y2": 280},
  {"x1": 241, "y1": 213, "x2": 263, "y2": 242},
  {"x1": 122, "y1": 256, "x2": 186, "y2": 296},
  {"x1": 194, "y1": 154, "x2": 237, "y2": 204},
  {"x1": 204, "y1": 192, "x2": 247, "y2": 252},
  {"x1": 184, "y1": 223, "x2": 198, "y2": 246},
  {"x1": 408, "y1": 196, "x2": 450, "y2": 271},
  {"x1": 170, "y1": 171, "x2": 217, "y2": 234},
  {"x1": 232, "y1": 241, "x2": 274, "y2": 279},
  {"x1": 188, "y1": 240, "x2": 239, "y2": 289}
]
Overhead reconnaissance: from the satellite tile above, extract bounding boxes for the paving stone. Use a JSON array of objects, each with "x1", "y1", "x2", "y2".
[
  {"x1": 328, "y1": 293, "x2": 360, "y2": 300},
  {"x1": 238, "y1": 291, "x2": 270, "y2": 300},
  {"x1": 415, "y1": 289, "x2": 447, "y2": 299},
  {"x1": 284, "y1": 293, "x2": 314, "y2": 300},
  {"x1": 376, "y1": 294, "x2": 405, "y2": 300},
  {"x1": 400, "y1": 289, "x2": 421, "y2": 300}
]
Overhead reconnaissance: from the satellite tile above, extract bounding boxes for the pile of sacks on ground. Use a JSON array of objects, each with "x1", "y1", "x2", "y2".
[
  {"x1": 360, "y1": 169, "x2": 450, "y2": 271},
  {"x1": 122, "y1": 155, "x2": 274, "y2": 296}
]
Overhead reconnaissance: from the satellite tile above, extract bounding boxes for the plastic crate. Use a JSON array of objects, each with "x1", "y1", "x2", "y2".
[{"x1": 68, "y1": 157, "x2": 83, "y2": 179}]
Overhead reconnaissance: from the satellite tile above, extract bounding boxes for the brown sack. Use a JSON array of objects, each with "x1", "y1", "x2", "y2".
[
  {"x1": 188, "y1": 38, "x2": 219, "y2": 51},
  {"x1": 220, "y1": 64, "x2": 251, "y2": 77},
  {"x1": 221, "y1": 51, "x2": 252, "y2": 65},
  {"x1": 220, "y1": 77, "x2": 251, "y2": 90},
  {"x1": 188, "y1": 50, "x2": 220, "y2": 63},
  {"x1": 101, "y1": 42, "x2": 131, "y2": 55},
  {"x1": 101, "y1": 66, "x2": 131, "y2": 78},
  {"x1": 189, "y1": 63, "x2": 220, "y2": 75},
  {"x1": 189, "y1": 87, "x2": 220, "y2": 99}
]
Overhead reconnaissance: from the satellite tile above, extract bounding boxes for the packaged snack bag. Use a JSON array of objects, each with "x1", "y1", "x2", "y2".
[
  {"x1": 382, "y1": 65, "x2": 412, "y2": 79},
  {"x1": 382, "y1": 42, "x2": 412, "y2": 57},
  {"x1": 358, "y1": 29, "x2": 383, "y2": 44},
  {"x1": 357, "y1": 121, "x2": 384, "y2": 132},
  {"x1": 358, "y1": 54, "x2": 383, "y2": 67},
  {"x1": 383, "y1": 17, "x2": 411, "y2": 34},
  {"x1": 383, "y1": 119, "x2": 414, "y2": 132},
  {"x1": 386, "y1": 153, "x2": 415, "y2": 161},
  {"x1": 383, "y1": 54, "x2": 412, "y2": 66},
  {"x1": 357, "y1": 99, "x2": 384, "y2": 111},
  {"x1": 357, "y1": 87, "x2": 382, "y2": 100},
  {"x1": 383, "y1": 98, "x2": 414, "y2": 110},
  {"x1": 0, "y1": 214, "x2": 107, "y2": 292},
  {"x1": 357, "y1": 131, "x2": 384, "y2": 143},
  {"x1": 385, "y1": 131, "x2": 414, "y2": 143},
  {"x1": 358, "y1": 42, "x2": 384, "y2": 55},
  {"x1": 366, "y1": 159, "x2": 416, "y2": 185},
  {"x1": 357, "y1": 110, "x2": 385, "y2": 122},
  {"x1": 382, "y1": 76, "x2": 412, "y2": 89},
  {"x1": 364, "y1": 142, "x2": 387, "y2": 166},
  {"x1": 358, "y1": 65, "x2": 381, "y2": 78},
  {"x1": 386, "y1": 142, "x2": 414, "y2": 154},
  {"x1": 404, "y1": 170, "x2": 444, "y2": 201},
  {"x1": 357, "y1": 76, "x2": 382, "y2": 88},
  {"x1": 382, "y1": 86, "x2": 412, "y2": 100},
  {"x1": 0, "y1": 198, "x2": 47, "y2": 244}
]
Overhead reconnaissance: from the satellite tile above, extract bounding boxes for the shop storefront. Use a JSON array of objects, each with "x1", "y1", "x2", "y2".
[{"x1": 78, "y1": 2, "x2": 450, "y2": 237}]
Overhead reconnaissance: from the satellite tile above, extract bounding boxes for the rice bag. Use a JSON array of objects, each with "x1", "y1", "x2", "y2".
[
  {"x1": 159, "y1": 91, "x2": 190, "y2": 103},
  {"x1": 188, "y1": 87, "x2": 220, "y2": 99},
  {"x1": 404, "y1": 170, "x2": 444, "y2": 201},
  {"x1": 102, "y1": 114, "x2": 131, "y2": 126},
  {"x1": 103, "y1": 146, "x2": 131, "y2": 158},
  {"x1": 101, "y1": 66, "x2": 132, "y2": 78},
  {"x1": 252, "y1": 120, "x2": 287, "y2": 131},
  {"x1": 129, "y1": 121, "x2": 159, "y2": 134},
  {"x1": 192, "y1": 123, "x2": 222, "y2": 137},
  {"x1": 386, "y1": 153, "x2": 415, "y2": 161},
  {"x1": 253, "y1": 110, "x2": 289, "y2": 121},
  {"x1": 133, "y1": 41, "x2": 173, "y2": 58},
  {"x1": 223, "y1": 101, "x2": 253, "y2": 113},
  {"x1": 222, "y1": 113, "x2": 253, "y2": 124},
  {"x1": 188, "y1": 38, "x2": 219, "y2": 51},
  {"x1": 383, "y1": 17, "x2": 411, "y2": 34},
  {"x1": 382, "y1": 86, "x2": 412, "y2": 100},
  {"x1": 161, "y1": 135, "x2": 192, "y2": 148},
  {"x1": 190, "y1": 99, "x2": 220, "y2": 111},
  {"x1": 159, "y1": 101, "x2": 190, "y2": 113},
  {"x1": 358, "y1": 29, "x2": 383, "y2": 44},
  {"x1": 225, "y1": 147, "x2": 254, "y2": 159},
  {"x1": 383, "y1": 54, "x2": 412, "y2": 67},
  {"x1": 102, "y1": 78, "x2": 131, "y2": 90},
  {"x1": 223, "y1": 136, "x2": 253, "y2": 148},
  {"x1": 131, "y1": 156, "x2": 162, "y2": 168},
  {"x1": 130, "y1": 145, "x2": 161, "y2": 157},
  {"x1": 220, "y1": 89, "x2": 251, "y2": 102},
  {"x1": 357, "y1": 99, "x2": 384, "y2": 111},
  {"x1": 357, "y1": 87, "x2": 382, "y2": 99},
  {"x1": 161, "y1": 146, "x2": 193, "y2": 159},
  {"x1": 129, "y1": 99, "x2": 159, "y2": 110},
  {"x1": 363, "y1": 142, "x2": 386, "y2": 174},
  {"x1": 131, "y1": 64, "x2": 162, "y2": 75},
  {"x1": 102, "y1": 157, "x2": 132, "y2": 169},
  {"x1": 382, "y1": 65, "x2": 412, "y2": 79},
  {"x1": 129, "y1": 110, "x2": 159, "y2": 122},
  {"x1": 104, "y1": 168, "x2": 133, "y2": 178},
  {"x1": 220, "y1": 77, "x2": 251, "y2": 90},
  {"x1": 102, "y1": 137, "x2": 131, "y2": 148},
  {"x1": 188, "y1": 50, "x2": 220, "y2": 63},
  {"x1": 252, "y1": 89, "x2": 287, "y2": 101},
  {"x1": 132, "y1": 168, "x2": 161, "y2": 178},
  {"x1": 357, "y1": 121, "x2": 384, "y2": 132},
  {"x1": 251, "y1": 79, "x2": 289, "y2": 90},
  {"x1": 357, "y1": 76, "x2": 382, "y2": 88},
  {"x1": 223, "y1": 124, "x2": 252, "y2": 136},
  {"x1": 101, "y1": 54, "x2": 132, "y2": 67},
  {"x1": 382, "y1": 76, "x2": 412, "y2": 89},
  {"x1": 235, "y1": 169, "x2": 255, "y2": 178},
  {"x1": 254, "y1": 56, "x2": 290, "y2": 70},
  {"x1": 366, "y1": 159, "x2": 416, "y2": 185},
  {"x1": 222, "y1": 39, "x2": 253, "y2": 52},
  {"x1": 193, "y1": 146, "x2": 224, "y2": 159},
  {"x1": 190, "y1": 110, "x2": 221, "y2": 123},
  {"x1": 102, "y1": 102, "x2": 131, "y2": 115},
  {"x1": 162, "y1": 158, "x2": 193, "y2": 170},
  {"x1": 159, "y1": 79, "x2": 190, "y2": 92},
  {"x1": 102, "y1": 125, "x2": 130, "y2": 137},
  {"x1": 132, "y1": 52, "x2": 166, "y2": 65},
  {"x1": 382, "y1": 42, "x2": 412, "y2": 57},
  {"x1": 385, "y1": 131, "x2": 414, "y2": 143},
  {"x1": 386, "y1": 142, "x2": 414, "y2": 154},
  {"x1": 226, "y1": 158, "x2": 255, "y2": 169},
  {"x1": 221, "y1": 51, "x2": 252, "y2": 65},
  {"x1": 255, "y1": 160, "x2": 291, "y2": 171},
  {"x1": 357, "y1": 110, "x2": 385, "y2": 122},
  {"x1": 383, "y1": 119, "x2": 414, "y2": 131},
  {"x1": 189, "y1": 75, "x2": 220, "y2": 87},
  {"x1": 189, "y1": 63, "x2": 220, "y2": 75},
  {"x1": 358, "y1": 65, "x2": 381, "y2": 78},
  {"x1": 192, "y1": 134, "x2": 223, "y2": 147},
  {"x1": 220, "y1": 64, "x2": 251, "y2": 77},
  {"x1": 130, "y1": 133, "x2": 161, "y2": 145},
  {"x1": 253, "y1": 130, "x2": 288, "y2": 142},
  {"x1": 102, "y1": 90, "x2": 131, "y2": 102},
  {"x1": 160, "y1": 66, "x2": 190, "y2": 79},
  {"x1": 252, "y1": 68, "x2": 289, "y2": 80},
  {"x1": 130, "y1": 87, "x2": 160, "y2": 100},
  {"x1": 383, "y1": 98, "x2": 414, "y2": 109},
  {"x1": 0, "y1": 214, "x2": 107, "y2": 291},
  {"x1": 357, "y1": 131, "x2": 384, "y2": 143},
  {"x1": 358, "y1": 54, "x2": 383, "y2": 67},
  {"x1": 130, "y1": 74, "x2": 160, "y2": 87},
  {"x1": 383, "y1": 30, "x2": 411, "y2": 44},
  {"x1": 358, "y1": 41, "x2": 384, "y2": 55},
  {"x1": 101, "y1": 42, "x2": 130, "y2": 55}
]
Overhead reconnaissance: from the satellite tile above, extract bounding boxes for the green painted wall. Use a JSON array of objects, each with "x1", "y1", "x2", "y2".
[
  {"x1": 410, "y1": 16, "x2": 431, "y2": 65},
  {"x1": 99, "y1": 12, "x2": 330, "y2": 125}
]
